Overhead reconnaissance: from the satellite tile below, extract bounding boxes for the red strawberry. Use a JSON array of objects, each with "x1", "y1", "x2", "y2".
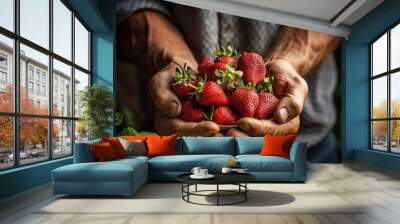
[
  {"x1": 254, "y1": 93, "x2": 279, "y2": 119},
  {"x1": 255, "y1": 76, "x2": 279, "y2": 119},
  {"x1": 198, "y1": 56, "x2": 212, "y2": 76},
  {"x1": 231, "y1": 88, "x2": 259, "y2": 117},
  {"x1": 212, "y1": 106, "x2": 239, "y2": 125},
  {"x1": 171, "y1": 63, "x2": 197, "y2": 98},
  {"x1": 214, "y1": 46, "x2": 237, "y2": 66},
  {"x1": 237, "y1": 52, "x2": 266, "y2": 85},
  {"x1": 171, "y1": 81, "x2": 196, "y2": 98},
  {"x1": 195, "y1": 81, "x2": 229, "y2": 106},
  {"x1": 207, "y1": 62, "x2": 227, "y2": 81},
  {"x1": 180, "y1": 99, "x2": 205, "y2": 122}
]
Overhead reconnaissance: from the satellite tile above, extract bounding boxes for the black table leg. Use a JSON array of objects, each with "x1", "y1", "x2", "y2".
[
  {"x1": 216, "y1": 184, "x2": 219, "y2": 206},
  {"x1": 245, "y1": 183, "x2": 247, "y2": 201},
  {"x1": 195, "y1": 184, "x2": 198, "y2": 192}
]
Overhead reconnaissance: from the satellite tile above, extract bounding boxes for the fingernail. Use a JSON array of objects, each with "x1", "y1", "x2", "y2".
[
  {"x1": 279, "y1": 108, "x2": 289, "y2": 122},
  {"x1": 168, "y1": 102, "x2": 178, "y2": 117}
]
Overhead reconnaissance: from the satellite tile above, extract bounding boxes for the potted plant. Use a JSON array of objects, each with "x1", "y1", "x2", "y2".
[{"x1": 79, "y1": 84, "x2": 113, "y2": 140}]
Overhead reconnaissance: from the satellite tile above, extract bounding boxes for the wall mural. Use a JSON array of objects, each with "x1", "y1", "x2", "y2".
[{"x1": 116, "y1": 0, "x2": 341, "y2": 162}]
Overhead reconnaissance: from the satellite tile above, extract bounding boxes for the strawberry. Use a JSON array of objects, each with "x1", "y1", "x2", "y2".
[
  {"x1": 255, "y1": 76, "x2": 279, "y2": 119},
  {"x1": 171, "y1": 63, "x2": 197, "y2": 98},
  {"x1": 212, "y1": 106, "x2": 239, "y2": 125},
  {"x1": 254, "y1": 93, "x2": 278, "y2": 119},
  {"x1": 194, "y1": 80, "x2": 229, "y2": 106},
  {"x1": 231, "y1": 88, "x2": 259, "y2": 117},
  {"x1": 198, "y1": 56, "x2": 212, "y2": 77},
  {"x1": 214, "y1": 46, "x2": 237, "y2": 66},
  {"x1": 207, "y1": 62, "x2": 227, "y2": 81},
  {"x1": 237, "y1": 52, "x2": 266, "y2": 85},
  {"x1": 180, "y1": 99, "x2": 205, "y2": 122}
]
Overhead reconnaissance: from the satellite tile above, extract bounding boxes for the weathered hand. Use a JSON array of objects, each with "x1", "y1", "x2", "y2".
[
  {"x1": 267, "y1": 59, "x2": 308, "y2": 124},
  {"x1": 154, "y1": 110, "x2": 220, "y2": 136},
  {"x1": 236, "y1": 116, "x2": 300, "y2": 136},
  {"x1": 149, "y1": 63, "x2": 220, "y2": 136},
  {"x1": 148, "y1": 63, "x2": 190, "y2": 118}
]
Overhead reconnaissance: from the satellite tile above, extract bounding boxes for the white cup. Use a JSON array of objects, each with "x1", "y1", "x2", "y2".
[
  {"x1": 221, "y1": 167, "x2": 232, "y2": 174},
  {"x1": 191, "y1": 167, "x2": 202, "y2": 176},
  {"x1": 200, "y1": 169, "x2": 208, "y2": 176}
]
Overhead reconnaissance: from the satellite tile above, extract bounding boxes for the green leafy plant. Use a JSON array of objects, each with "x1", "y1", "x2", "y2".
[
  {"x1": 79, "y1": 84, "x2": 113, "y2": 140},
  {"x1": 115, "y1": 111, "x2": 156, "y2": 136}
]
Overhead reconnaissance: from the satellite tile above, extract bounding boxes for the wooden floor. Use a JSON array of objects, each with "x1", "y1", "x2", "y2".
[{"x1": 1, "y1": 162, "x2": 400, "y2": 224}]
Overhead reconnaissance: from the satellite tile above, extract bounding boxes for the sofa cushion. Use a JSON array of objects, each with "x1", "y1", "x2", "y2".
[
  {"x1": 235, "y1": 137, "x2": 264, "y2": 155},
  {"x1": 91, "y1": 142, "x2": 118, "y2": 161},
  {"x1": 73, "y1": 140, "x2": 100, "y2": 163},
  {"x1": 147, "y1": 135, "x2": 177, "y2": 156},
  {"x1": 149, "y1": 154, "x2": 235, "y2": 172},
  {"x1": 101, "y1": 137, "x2": 127, "y2": 158},
  {"x1": 259, "y1": 135, "x2": 296, "y2": 159},
  {"x1": 236, "y1": 155, "x2": 293, "y2": 172},
  {"x1": 179, "y1": 137, "x2": 235, "y2": 155},
  {"x1": 53, "y1": 158, "x2": 147, "y2": 183}
]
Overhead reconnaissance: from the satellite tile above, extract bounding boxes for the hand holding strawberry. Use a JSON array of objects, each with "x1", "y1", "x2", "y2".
[{"x1": 156, "y1": 46, "x2": 306, "y2": 137}]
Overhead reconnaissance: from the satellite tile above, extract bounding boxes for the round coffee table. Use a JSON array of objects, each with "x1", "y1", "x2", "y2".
[{"x1": 177, "y1": 173, "x2": 255, "y2": 206}]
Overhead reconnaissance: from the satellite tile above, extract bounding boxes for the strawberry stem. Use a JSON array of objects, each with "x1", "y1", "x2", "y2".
[{"x1": 204, "y1": 105, "x2": 215, "y2": 121}]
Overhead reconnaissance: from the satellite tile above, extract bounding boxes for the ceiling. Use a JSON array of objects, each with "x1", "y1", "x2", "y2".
[{"x1": 163, "y1": 0, "x2": 384, "y2": 38}]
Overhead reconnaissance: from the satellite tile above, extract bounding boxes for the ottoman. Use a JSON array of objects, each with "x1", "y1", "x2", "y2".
[{"x1": 52, "y1": 156, "x2": 148, "y2": 196}]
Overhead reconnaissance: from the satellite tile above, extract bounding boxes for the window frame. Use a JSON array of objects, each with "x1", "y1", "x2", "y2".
[
  {"x1": 0, "y1": 0, "x2": 92, "y2": 171},
  {"x1": 370, "y1": 20, "x2": 400, "y2": 154}
]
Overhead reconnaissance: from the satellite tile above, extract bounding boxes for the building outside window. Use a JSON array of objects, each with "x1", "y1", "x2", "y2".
[
  {"x1": 28, "y1": 66, "x2": 34, "y2": 80},
  {"x1": 0, "y1": 71, "x2": 6, "y2": 84},
  {"x1": 0, "y1": 54, "x2": 7, "y2": 90},
  {"x1": 370, "y1": 22, "x2": 400, "y2": 154},
  {"x1": 28, "y1": 81, "x2": 34, "y2": 94},
  {"x1": 0, "y1": 0, "x2": 91, "y2": 170},
  {"x1": 41, "y1": 85, "x2": 46, "y2": 97}
]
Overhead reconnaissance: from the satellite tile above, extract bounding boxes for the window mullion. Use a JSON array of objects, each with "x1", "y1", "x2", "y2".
[
  {"x1": 48, "y1": 0, "x2": 54, "y2": 160},
  {"x1": 388, "y1": 30, "x2": 391, "y2": 152},
  {"x1": 71, "y1": 10, "x2": 76, "y2": 155},
  {"x1": 13, "y1": 0, "x2": 20, "y2": 167}
]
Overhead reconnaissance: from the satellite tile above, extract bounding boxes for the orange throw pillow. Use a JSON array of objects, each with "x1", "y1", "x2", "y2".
[
  {"x1": 91, "y1": 142, "x2": 117, "y2": 161},
  {"x1": 146, "y1": 134, "x2": 177, "y2": 157},
  {"x1": 124, "y1": 135, "x2": 148, "y2": 141},
  {"x1": 101, "y1": 137, "x2": 126, "y2": 158},
  {"x1": 260, "y1": 135, "x2": 296, "y2": 159}
]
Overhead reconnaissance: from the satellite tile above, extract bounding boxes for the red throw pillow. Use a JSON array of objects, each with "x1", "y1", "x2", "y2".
[
  {"x1": 91, "y1": 142, "x2": 117, "y2": 161},
  {"x1": 259, "y1": 135, "x2": 296, "y2": 159},
  {"x1": 146, "y1": 134, "x2": 177, "y2": 157},
  {"x1": 101, "y1": 137, "x2": 126, "y2": 158}
]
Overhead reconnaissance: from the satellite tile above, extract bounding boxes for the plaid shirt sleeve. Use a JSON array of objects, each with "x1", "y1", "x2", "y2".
[{"x1": 117, "y1": 0, "x2": 171, "y2": 24}]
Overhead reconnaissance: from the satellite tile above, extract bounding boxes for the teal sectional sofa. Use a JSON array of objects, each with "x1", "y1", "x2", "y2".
[{"x1": 52, "y1": 137, "x2": 307, "y2": 196}]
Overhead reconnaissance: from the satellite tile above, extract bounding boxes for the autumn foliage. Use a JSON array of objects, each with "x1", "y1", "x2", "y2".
[
  {"x1": 372, "y1": 99, "x2": 400, "y2": 142},
  {"x1": 0, "y1": 85, "x2": 59, "y2": 150}
]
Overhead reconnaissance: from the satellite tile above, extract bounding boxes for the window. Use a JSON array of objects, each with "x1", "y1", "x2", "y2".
[
  {"x1": 35, "y1": 83, "x2": 40, "y2": 95},
  {"x1": 0, "y1": 0, "x2": 91, "y2": 170},
  {"x1": 0, "y1": 71, "x2": 6, "y2": 85},
  {"x1": 0, "y1": 0, "x2": 14, "y2": 32},
  {"x1": 0, "y1": 55, "x2": 7, "y2": 67},
  {"x1": 35, "y1": 70, "x2": 40, "y2": 81},
  {"x1": 0, "y1": 35, "x2": 13, "y2": 113},
  {"x1": 0, "y1": 54, "x2": 7, "y2": 88},
  {"x1": 371, "y1": 23, "x2": 400, "y2": 154},
  {"x1": 28, "y1": 81, "x2": 33, "y2": 94},
  {"x1": 74, "y1": 18, "x2": 90, "y2": 70},
  {"x1": 28, "y1": 67, "x2": 34, "y2": 80},
  {"x1": 42, "y1": 85, "x2": 46, "y2": 97}
]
